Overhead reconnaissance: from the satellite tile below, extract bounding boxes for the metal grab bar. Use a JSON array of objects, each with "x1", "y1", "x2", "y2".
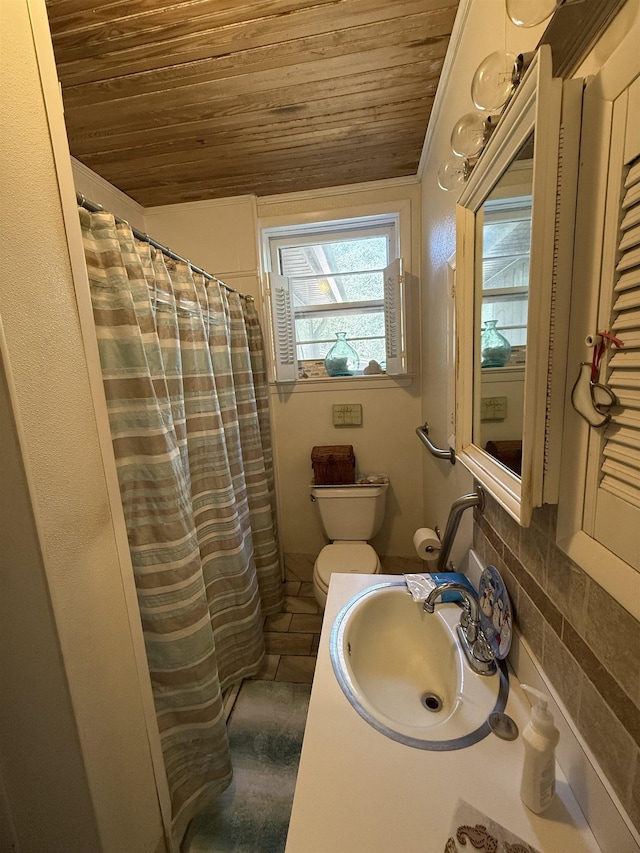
[{"x1": 416, "y1": 423, "x2": 455, "y2": 465}]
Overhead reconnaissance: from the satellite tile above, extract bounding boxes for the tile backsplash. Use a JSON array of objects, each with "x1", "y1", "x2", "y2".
[{"x1": 473, "y1": 491, "x2": 640, "y2": 834}]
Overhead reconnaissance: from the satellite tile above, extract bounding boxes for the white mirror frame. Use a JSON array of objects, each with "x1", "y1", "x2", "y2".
[{"x1": 455, "y1": 46, "x2": 563, "y2": 526}]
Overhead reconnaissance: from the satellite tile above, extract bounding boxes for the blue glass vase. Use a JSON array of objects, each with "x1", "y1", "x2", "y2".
[
  {"x1": 481, "y1": 320, "x2": 511, "y2": 367},
  {"x1": 324, "y1": 332, "x2": 359, "y2": 376}
]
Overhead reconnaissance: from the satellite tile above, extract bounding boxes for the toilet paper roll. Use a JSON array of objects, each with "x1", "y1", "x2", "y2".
[{"x1": 413, "y1": 528, "x2": 441, "y2": 560}]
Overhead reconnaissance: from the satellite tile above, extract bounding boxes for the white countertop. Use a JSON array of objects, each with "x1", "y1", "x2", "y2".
[{"x1": 285, "y1": 574, "x2": 601, "y2": 853}]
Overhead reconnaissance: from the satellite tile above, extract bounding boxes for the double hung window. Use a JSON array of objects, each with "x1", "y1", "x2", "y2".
[{"x1": 265, "y1": 217, "x2": 406, "y2": 381}]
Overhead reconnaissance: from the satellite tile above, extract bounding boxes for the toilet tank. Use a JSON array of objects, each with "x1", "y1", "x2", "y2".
[{"x1": 310, "y1": 482, "x2": 388, "y2": 541}]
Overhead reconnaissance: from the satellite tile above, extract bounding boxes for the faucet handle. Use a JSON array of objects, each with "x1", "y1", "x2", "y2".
[
  {"x1": 472, "y1": 632, "x2": 495, "y2": 665},
  {"x1": 459, "y1": 598, "x2": 472, "y2": 629}
]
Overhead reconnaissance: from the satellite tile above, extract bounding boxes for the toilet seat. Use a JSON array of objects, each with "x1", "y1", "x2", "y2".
[{"x1": 313, "y1": 542, "x2": 380, "y2": 593}]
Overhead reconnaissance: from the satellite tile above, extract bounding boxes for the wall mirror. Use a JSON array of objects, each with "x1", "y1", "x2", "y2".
[{"x1": 455, "y1": 45, "x2": 582, "y2": 526}]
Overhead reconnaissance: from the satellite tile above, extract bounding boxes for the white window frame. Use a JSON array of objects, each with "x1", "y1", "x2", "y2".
[{"x1": 261, "y1": 210, "x2": 409, "y2": 385}]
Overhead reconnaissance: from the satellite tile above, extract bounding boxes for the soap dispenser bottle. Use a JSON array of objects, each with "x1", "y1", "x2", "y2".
[{"x1": 520, "y1": 684, "x2": 559, "y2": 814}]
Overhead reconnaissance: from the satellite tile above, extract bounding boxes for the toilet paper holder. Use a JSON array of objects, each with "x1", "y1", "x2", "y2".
[
  {"x1": 413, "y1": 526, "x2": 442, "y2": 559},
  {"x1": 425, "y1": 528, "x2": 442, "y2": 554}
]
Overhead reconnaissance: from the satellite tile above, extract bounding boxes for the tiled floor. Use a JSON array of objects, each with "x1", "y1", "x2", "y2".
[{"x1": 252, "y1": 555, "x2": 322, "y2": 685}]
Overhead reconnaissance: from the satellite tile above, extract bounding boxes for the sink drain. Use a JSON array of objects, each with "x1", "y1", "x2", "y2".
[{"x1": 420, "y1": 691, "x2": 443, "y2": 713}]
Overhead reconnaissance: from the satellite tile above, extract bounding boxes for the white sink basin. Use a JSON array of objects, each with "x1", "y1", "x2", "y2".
[{"x1": 330, "y1": 581, "x2": 509, "y2": 750}]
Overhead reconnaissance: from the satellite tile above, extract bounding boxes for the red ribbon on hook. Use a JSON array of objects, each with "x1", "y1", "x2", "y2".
[{"x1": 591, "y1": 331, "x2": 624, "y2": 383}]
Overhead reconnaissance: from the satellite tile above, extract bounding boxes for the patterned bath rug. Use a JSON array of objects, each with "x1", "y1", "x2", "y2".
[{"x1": 182, "y1": 680, "x2": 311, "y2": 853}]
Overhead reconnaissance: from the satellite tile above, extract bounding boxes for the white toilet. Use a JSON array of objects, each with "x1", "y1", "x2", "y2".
[{"x1": 311, "y1": 481, "x2": 389, "y2": 608}]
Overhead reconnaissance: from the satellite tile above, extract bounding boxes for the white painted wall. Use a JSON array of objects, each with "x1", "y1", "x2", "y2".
[
  {"x1": 271, "y1": 378, "x2": 422, "y2": 557},
  {"x1": 145, "y1": 195, "x2": 261, "y2": 293},
  {"x1": 73, "y1": 157, "x2": 147, "y2": 230},
  {"x1": 479, "y1": 368, "x2": 525, "y2": 446},
  {"x1": 1, "y1": 2, "x2": 168, "y2": 851},
  {"x1": 418, "y1": 0, "x2": 546, "y2": 564}
]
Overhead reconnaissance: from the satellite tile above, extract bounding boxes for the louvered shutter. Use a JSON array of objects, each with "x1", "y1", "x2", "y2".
[
  {"x1": 601, "y1": 158, "x2": 640, "y2": 507},
  {"x1": 269, "y1": 272, "x2": 297, "y2": 382},
  {"x1": 591, "y1": 151, "x2": 640, "y2": 570},
  {"x1": 383, "y1": 257, "x2": 407, "y2": 375}
]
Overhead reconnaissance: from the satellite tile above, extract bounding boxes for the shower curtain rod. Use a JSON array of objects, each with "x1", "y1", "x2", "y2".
[{"x1": 76, "y1": 192, "x2": 253, "y2": 300}]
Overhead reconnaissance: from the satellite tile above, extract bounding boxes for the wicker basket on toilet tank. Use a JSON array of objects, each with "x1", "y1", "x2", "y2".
[{"x1": 311, "y1": 445, "x2": 356, "y2": 485}]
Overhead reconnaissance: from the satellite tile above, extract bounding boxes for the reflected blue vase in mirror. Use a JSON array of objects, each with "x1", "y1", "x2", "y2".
[
  {"x1": 325, "y1": 332, "x2": 360, "y2": 376},
  {"x1": 481, "y1": 320, "x2": 512, "y2": 367}
]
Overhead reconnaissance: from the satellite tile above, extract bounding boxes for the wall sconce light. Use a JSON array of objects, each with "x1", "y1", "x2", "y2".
[
  {"x1": 507, "y1": 0, "x2": 558, "y2": 26},
  {"x1": 437, "y1": 156, "x2": 476, "y2": 192},
  {"x1": 471, "y1": 51, "x2": 521, "y2": 111},
  {"x1": 436, "y1": 25, "x2": 536, "y2": 192},
  {"x1": 450, "y1": 112, "x2": 498, "y2": 158},
  {"x1": 506, "y1": 0, "x2": 586, "y2": 27}
]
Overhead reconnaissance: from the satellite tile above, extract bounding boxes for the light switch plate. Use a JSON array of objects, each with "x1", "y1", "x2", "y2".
[{"x1": 333, "y1": 403, "x2": 363, "y2": 426}]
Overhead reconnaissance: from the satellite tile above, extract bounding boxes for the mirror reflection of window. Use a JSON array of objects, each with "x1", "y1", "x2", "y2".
[
  {"x1": 473, "y1": 132, "x2": 534, "y2": 476},
  {"x1": 481, "y1": 196, "x2": 532, "y2": 357}
]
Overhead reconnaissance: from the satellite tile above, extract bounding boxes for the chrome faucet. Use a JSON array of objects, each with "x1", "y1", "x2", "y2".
[
  {"x1": 423, "y1": 582, "x2": 496, "y2": 676},
  {"x1": 436, "y1": 486, "x2": 485, "y2": 571}
]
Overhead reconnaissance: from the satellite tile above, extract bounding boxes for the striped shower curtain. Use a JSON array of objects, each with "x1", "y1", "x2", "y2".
[{"x1": 79, "y1": 208, "x2": 282, "y2": 844}]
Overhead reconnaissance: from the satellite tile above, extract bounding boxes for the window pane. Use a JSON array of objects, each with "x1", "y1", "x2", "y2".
[
  {"x1": 279, "y1": 235, "x2": 388, "y2": 278},
  {"x1": 482, "y1": 255, "x2": 530, "y2": 290},
  {"x1": 296, "y1": 312, "x2": 386, "y2": 369},
  {"x1": 482, "y1": 218, "x2": 531, "y2": 290},
  {"x1": 291, "y1": 271, "x2": 384, "y2": 306},
  {"x1": 482, "y1": 295, "x2": 528, "y2": 348},
  {"x1": 325, "y1": 236, "x2": 388, "y2": 273}
]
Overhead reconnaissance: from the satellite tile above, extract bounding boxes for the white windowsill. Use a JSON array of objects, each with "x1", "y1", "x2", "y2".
[{"x1": 269, "y1": 374, "x2": 414, "y2": 393}]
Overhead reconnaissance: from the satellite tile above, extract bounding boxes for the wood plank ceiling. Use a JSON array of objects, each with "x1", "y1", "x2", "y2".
[{"x1": 46, "y1": 0, "x2": 460, "y2": 207}]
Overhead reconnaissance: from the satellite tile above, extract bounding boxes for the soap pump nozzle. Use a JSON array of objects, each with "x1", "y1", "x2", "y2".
[{"x1": 521, "y1": 684, "x2": 556, "y2": 737}]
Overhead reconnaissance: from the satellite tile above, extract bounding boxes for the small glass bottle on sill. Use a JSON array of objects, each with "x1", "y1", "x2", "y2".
[
  {"x1": 481, "y1": 320, "x2": 512, "y2": 368},
  {"x1": 324, "y1": 332, "x2": 359, "y2": 377}
]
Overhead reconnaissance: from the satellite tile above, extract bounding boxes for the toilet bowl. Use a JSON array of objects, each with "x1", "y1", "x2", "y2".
[
  {"x1": 310, "y1": 481, "x2": 388, "y2": 609},
  {"x1": 313, "y1": 541, "x2": 381, "y2": 608}
]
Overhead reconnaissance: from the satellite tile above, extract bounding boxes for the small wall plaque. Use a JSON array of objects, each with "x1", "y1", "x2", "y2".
[
  {"x1": 481, "y1": 396, "x2": 507, "y2": 421},
  {"x1": 332, "y1": 403, "x2": 362, "y2": 426}
]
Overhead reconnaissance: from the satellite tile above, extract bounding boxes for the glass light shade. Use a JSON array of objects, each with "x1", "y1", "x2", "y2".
[
  {"x1": 471, "y1": 51, "x2": 520, "y2": 112},
  {"x1": 437, "y1": 156, "x2": 471, "y2": 192},
  {"x1": 506, "y1": 0, "x2": 559, "y2": 27},
  {"x1": 451, "y1": 112, "x2": 491, "y2": 158}
]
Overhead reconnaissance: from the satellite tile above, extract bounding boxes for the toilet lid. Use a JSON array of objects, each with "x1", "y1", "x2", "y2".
[{"x1": 315, "y1": 543, "x2": 379, "y2": 587}]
